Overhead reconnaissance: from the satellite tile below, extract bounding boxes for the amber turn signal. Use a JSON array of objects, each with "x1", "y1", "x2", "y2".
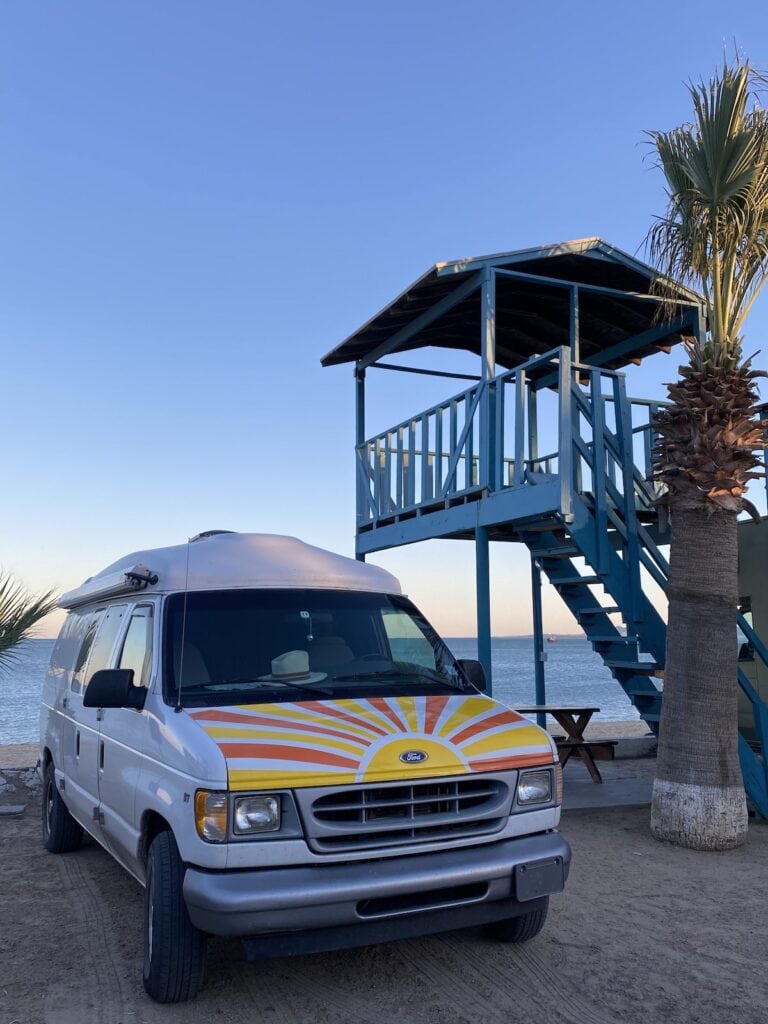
[{"x1": 195, "y1": 790, "x2": 228, "y2": 842}]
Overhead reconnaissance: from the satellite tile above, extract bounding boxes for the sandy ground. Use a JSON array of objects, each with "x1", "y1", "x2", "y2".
[
  {"x1": 0, "y1": 742, "x2": 38, "y2": 768},
  {"x1": 2, "y1": 779, "x2": 767, "y2": 1024}
]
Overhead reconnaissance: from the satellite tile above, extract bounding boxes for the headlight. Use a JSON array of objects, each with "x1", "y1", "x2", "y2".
[
  {"x1": 517, "y1": 770, "x2": 552, "y2": 805},
  {"x1": 234, "y1": 795, "x2": 281, "y2": 834},
  {"x1": 195, "y1": 790, "x2": 228, "y2": 842}
]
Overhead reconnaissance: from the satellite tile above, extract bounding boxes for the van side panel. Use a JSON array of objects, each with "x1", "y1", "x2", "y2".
[{"x1": 136, "y1": 697, "x2": 229, "y2": 870}]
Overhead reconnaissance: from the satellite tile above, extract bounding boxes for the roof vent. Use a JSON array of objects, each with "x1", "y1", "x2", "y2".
[{"x1": 190, "y1": 530, "x2": 236, "y2": 543}]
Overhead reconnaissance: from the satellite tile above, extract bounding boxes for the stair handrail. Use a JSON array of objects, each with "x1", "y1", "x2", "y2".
[{"x1": 570, "y1": 362, "x2": 768, "y2": 788}]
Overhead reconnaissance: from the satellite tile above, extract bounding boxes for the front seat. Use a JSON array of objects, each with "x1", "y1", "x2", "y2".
[
  {"x1": 308, "y1": 636, "x2": 354, "y2": 671},
  {"x1": 175, "y1": 642, "x2": 211, "y2": 687}
]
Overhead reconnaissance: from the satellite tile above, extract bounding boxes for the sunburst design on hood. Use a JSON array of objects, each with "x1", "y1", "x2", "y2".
[{"x1": 190, "y1": 694, "x2": 554, "y2": 791}]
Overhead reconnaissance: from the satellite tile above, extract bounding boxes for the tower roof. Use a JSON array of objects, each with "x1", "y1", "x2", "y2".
[{"x1": 321, "y1": 238, "x2": 702, "y2": 371}]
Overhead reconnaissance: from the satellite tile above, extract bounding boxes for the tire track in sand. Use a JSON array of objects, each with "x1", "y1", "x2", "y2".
[
  {"x1": 44, "y1": 852, "x2": 134, "y2": 1024},
  {"x1": 391, "y1": 929, "x2": 622, "y2": 1024},
  {"x1": 222, "y1": 951, "x2": 388, "y2": 1024}
]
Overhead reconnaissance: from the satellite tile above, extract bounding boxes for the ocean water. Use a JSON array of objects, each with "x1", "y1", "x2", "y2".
[{"x1": 0, "y1": 636, "x2": 638, "y2": 746}]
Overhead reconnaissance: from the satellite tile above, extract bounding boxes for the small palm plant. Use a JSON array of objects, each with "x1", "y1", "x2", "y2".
[
  {"x1": 0, "y1": 570, "x2": 57, "y2": 671},
  {"x1": 648, "y1": 57, "x2": 768, "y2": 850}
]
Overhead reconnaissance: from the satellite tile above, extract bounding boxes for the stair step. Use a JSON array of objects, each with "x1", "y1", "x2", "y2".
[
  {"x1": 554, "y1": 575, "x2": 603, "y2": 586},
  {"x1": 605, "y1": 660, "x2": 660, "y2": 674},
  {"x1": 578, "y1": 606, "x2": 621, "y2": 617},
  {"x1": 589, "y1": 635, "x2": 638, "y2": 644},
  {"x1": 530, "y1": 546, "x2": 580, "y2": 558},
  {"x1": 631, "y1": 688, "x2": 662, "y2": 699}
]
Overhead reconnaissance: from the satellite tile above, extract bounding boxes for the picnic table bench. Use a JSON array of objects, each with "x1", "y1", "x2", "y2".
[{"x1": 515, "y1": 705, "x2": 616, "y2": 783}]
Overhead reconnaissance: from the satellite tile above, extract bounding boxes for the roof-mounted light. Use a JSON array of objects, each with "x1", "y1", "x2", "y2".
[{"x1": 58, "y1": 563, "x2": 160, "y2": 610}]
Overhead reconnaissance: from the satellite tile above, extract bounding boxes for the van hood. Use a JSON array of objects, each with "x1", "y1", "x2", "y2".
[{"x1": 189, "y1": 694, "x2": 554, "y2": 791}]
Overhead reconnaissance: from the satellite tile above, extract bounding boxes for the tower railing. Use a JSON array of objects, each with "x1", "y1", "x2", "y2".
[{"x1": 356, "y1": 346, "x2": 664, "y2": 527}]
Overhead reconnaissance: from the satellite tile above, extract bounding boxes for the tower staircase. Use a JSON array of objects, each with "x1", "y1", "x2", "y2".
[{"x1": 354, "y1": 347, "x2": 768, "y2": 817}]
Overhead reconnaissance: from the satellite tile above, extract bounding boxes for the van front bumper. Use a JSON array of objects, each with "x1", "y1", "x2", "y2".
[{"x1": 183, "y1": 830, "x2": 570, "y2": 952}]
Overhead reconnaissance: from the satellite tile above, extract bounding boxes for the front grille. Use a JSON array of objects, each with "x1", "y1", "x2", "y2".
[{"x1": 298, "y1": 774, "x2": 515, "y2": 853}]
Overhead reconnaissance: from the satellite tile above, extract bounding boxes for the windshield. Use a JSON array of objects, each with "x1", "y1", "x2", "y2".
[{"x1": 163, "y1": 589, "x2": 474, "y2": 707}]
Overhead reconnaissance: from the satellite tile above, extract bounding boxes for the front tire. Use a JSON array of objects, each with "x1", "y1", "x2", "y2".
[
  {"x1": 143, "y1": 830, "x2": 207, "y2": 1003},
  {"x1": 487, "y1": 897, "x2": 549, "y2": 942},
  {"x1": 42, "y1": 762, "x2": 83, "y2": 853}
]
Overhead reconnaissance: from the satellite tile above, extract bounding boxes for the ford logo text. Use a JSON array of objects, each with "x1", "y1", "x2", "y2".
[{"x1": 399, "y1": 750, "x2": 428, "y2": 764}]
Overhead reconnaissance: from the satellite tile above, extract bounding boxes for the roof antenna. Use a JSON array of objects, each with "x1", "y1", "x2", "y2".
[{"x1": 175, "y1": 537, "x2": 192, "y2": 713}]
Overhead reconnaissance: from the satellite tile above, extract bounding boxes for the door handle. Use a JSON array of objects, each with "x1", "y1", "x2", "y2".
[
  {"x1": 99, "y1": 741, "x2": 105, "y2": 770},
  {"x1": 76, "y1": 731, "x2": 80, "y2": 757}
]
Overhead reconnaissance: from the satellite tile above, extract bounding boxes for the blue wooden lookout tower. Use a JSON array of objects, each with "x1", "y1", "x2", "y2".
[{"x1": 321, "y1": 238, "x2": 768, "y2": 816}]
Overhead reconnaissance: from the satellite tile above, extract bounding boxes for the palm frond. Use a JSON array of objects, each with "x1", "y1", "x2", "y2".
[
  {"x1": 647, "y1": 58, "x2": 768, "y2": 357},
  {"x1": 0, "y1": 571, "x2": 58, "y2": 669}
]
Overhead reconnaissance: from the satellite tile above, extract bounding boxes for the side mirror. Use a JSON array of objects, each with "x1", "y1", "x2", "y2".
[
  {"x1": 83, "y1": 668, "x2": 145, "y2": 710},
  {"x1": 457, "y1": 659, "x2": 487, "y2": 692}
]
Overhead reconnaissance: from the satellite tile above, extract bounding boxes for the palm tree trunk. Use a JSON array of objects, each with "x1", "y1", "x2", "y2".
[{"x1": 651, "y1": 507, "x2": 747, "y2": 850}]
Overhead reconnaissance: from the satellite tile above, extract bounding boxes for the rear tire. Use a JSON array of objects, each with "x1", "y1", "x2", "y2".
[
  {"x1": 142, "y1": 830, "x2": 207, "y2": 1003},
  {"x1": 487, "y1": 898, "x2": 549, "y2": 942},
  {"x1": 42, "y1": 762, "x2": 83, "y2": 853}
]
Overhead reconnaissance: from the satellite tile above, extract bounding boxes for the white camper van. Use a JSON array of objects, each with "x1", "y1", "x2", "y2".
[{"x1": 40, "y1": 532, "x2": 570, "y2": 1003}]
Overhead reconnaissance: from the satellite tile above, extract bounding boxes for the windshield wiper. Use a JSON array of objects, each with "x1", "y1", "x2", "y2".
[
  {"x1": 181, "y1": 677, "x2": 334, "y2": 699},
  {"x1": 332, "y1": 669, "x2": 407, "y2": 682},
  {"x1": 332, "y1": 669, "x2": 466, "y2": 692}
]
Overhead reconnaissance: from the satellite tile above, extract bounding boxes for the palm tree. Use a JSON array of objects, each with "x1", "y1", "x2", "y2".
[
  {"x1": 0, "y1": 570, "x2": 57, "y2": 670},
  {"x1": 647, "y1": 58, "x2": 768, "y2": 850}
]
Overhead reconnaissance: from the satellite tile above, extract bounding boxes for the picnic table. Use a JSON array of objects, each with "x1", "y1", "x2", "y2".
[{"x1": 515, "y1": 705, "x2": 616, "y2": 783}]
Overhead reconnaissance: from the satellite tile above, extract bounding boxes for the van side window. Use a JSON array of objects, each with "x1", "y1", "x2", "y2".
[
  {"x1": 381, "y1": 608, "x2": 437, "y2": 670},
  {"x1": 50, "y1": 611, "x2": 91, "y2": 690},
  {"x1": 82, "y1": 604, "x2": 129, "y2": 691},
  {"x1": 119, "y1": 607, "x2": 154, "y2": 688},
  {"x1": 71, "y1": 605, "x2": 128, "y2": 695},
  {"x1": 71, "y1": 611, "x2": 103, "y2": 693}
]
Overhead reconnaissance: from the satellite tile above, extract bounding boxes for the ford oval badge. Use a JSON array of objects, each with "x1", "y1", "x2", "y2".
[{"x1": 400, "y1": 749, "x2": 428, "y2": 764}]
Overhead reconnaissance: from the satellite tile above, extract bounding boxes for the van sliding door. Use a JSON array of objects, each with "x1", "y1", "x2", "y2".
[
  {"x1": 65, "y1": 605, "x2": 128, "y2": 839},
  {"x1": 98, "y1": 604, "x2": 155, "y2": 873}
]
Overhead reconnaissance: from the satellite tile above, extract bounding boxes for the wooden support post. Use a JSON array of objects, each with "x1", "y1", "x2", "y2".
[
  {"x1": 480, "y1": 267, "x2": 496, "y2": 490},
  {"x1": 434, "y1": 407, "x2": 443, "y2": 496},
  {"x1": 514, "y1": 369, "x2": 526, "y2": 486},
  {"x1": 570, "y1": 286, "x2": 580, "y2": 364},
  {"x1": 530, "y1": 554, "x2": 547, "y2": 729},
  {"x1": 527, "y1": 384, "x2": 538, "y2": 465},
  {"x1": 355, "y1": 365, "x2": 366, "y2": 446},
  {"x1": 590, "y1": 369, "x2": 609, "y2": 574},
  {"x1": 644, "y1": 406, "x2": 655, "y2": 480},
  {"x1": 420, "y1": 413, "x2": 430, "y2": 502},
  {"x1": 614, "y1": 375, "x2": 641, "y2": 622},
  {"x1": 558, "y1": 347, "x2": 574, "y2": 521},
  {"x1": 355, "y1": 365, "x2": 366, "y2": 561},
  {"x1": 475, "y1": 525, "x2": 493, "y2": 695}
]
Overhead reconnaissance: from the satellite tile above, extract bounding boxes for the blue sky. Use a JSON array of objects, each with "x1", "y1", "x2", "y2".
[{"x1": 2, "y1": 1, "x2": 766, "y2": 638}]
